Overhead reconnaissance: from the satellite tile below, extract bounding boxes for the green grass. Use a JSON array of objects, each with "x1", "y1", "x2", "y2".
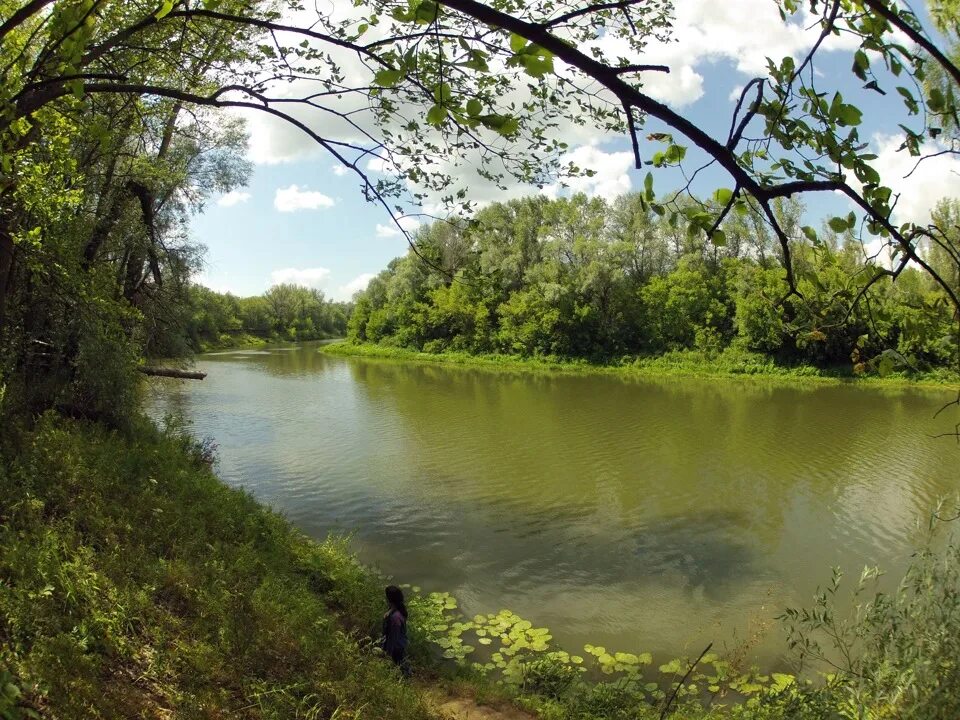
[
  {"x1": 196, "y1": 334, "x2": 346, "y2": 353},
  {"x1": 321, "y1": 342, "x2": 960, "y2": 389},
  {"x1": 196, "y1": 332, "x2": 270, "y2": 353},
  {"x1": 0, "y1": 413, "x2": 431, "y2": 720}
]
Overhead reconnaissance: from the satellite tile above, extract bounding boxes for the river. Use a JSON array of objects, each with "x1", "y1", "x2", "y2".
[{"x1": 146, "y1": 343, "x2": 959, "y2": 668}]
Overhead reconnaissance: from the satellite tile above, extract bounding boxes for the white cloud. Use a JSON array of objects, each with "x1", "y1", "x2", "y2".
[
  {"x1": 375, "y1": 216, "x2": 421, "y2": 238},
  {"x1": 868, "y1": 134, "x2": 960, "y2": 226},
  {"x1": 270, "y1": 267, "x2": 331, "y2": 288},
  {"x1": 335, "y1": 273, "x2": 375, "y2": 300},
  {"x1": 273, "y1": 185, "x2": 336, "y2": 212},
  {"x1": 240, "y1": 0, "x2": 864, "y2": 205},
  {"x1": 217, "y1": 190, "x2": 251, "y2": 207},
  {"x1": 194, "y1": 272, "x2": 240, "y2": 295},
  {"x1": 543, "y1": 145, "x2": 633, "y2": 200},
  {"x1": 589, "y1": 0, "x2": 860, "y2": 108},
  {"x1": 332, "y1": 164, "x2": 349, "y2": 176}
]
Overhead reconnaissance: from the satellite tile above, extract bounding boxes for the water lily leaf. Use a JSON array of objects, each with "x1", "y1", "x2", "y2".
[
  {"x1": 659, "y1": 659, "x2": 683, "y2": 674},
  {"x1": 772, "y1": 673, "x2": 795, "y2": 691}
]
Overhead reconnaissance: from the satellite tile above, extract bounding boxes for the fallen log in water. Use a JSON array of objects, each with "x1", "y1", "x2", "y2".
[{"x1": 139, "y1": 366, "x2": 207, "y2": 380}]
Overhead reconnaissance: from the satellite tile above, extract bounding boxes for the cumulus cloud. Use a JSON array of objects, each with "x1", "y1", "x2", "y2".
[
  {"x1": 375, "y1": 216, "x2": 421, "y2": 238},
  {"x1": 335, "y1": 273, "x2": 375, "y2": 300},
  {"x1": 867, "y1": 134, "x2": 960, "y2": 226},
  {"x1": 270, "y1": 267, "x2": 331, "y2": 288},
  {"x1": 543, "y1": 145, "x2": 633, "y2": 200},
  {"x1": 217, "y1": 190, "x2": 251, "y2": 207},
  {"x1": 194, "y1": 272, "x2": 240, "y2": 295},
  {"x1": 241, "y1": 0, "x2": 863, "y2": 207},
  {"x1": 274, "y1": 185, "x2": 336, "y2": 212},
  {"x1": 580, "y1": 0, "x2": 859, "y2": 108},
  {"x1": 332, "y1": 164, "x2": 349, "y2": 176}
]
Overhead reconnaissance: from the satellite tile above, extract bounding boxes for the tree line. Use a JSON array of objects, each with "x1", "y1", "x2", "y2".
[
  {"x1": 183, "y1": 284, "x2": 351, "y2": 352},
  {"x1": 349, "y1": 193, "x2": 959, "y2": 372}
]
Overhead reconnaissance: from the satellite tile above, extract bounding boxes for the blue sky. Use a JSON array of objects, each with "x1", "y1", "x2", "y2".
[{"x1": 193, "y1": 1, "x2": 960, "y2": 299}]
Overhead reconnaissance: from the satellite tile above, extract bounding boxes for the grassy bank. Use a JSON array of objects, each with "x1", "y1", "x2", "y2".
[
  {"x1": 196, "y1": 332, "x2": 270, "y2": 353},
  {"x1": 0, "y1": 414, "x2": 431, "y2": 720},
  {"x1": 194, "y1": 334, "x2": 345, "y2": 353},
  {"x1": 1, "y1": 413, "x2": 957, "y2": 720},
  {"x1": 321, "y1": 342, "x2": 960, "y2": 389}
]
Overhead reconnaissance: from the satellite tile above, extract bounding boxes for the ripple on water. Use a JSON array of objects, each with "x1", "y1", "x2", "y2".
[{"x1": 146, "y1": 349, "x2": 960, "y2": 666}]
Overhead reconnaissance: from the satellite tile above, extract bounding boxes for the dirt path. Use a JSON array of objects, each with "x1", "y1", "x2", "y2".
[{"x1": 434, "y1": 697, "x2": 533, "y2": 720}]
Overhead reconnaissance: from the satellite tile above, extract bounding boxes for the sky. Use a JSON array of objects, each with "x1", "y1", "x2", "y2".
[{"x1": 192, "y1": 0, "x2": 960, "y2": 300}]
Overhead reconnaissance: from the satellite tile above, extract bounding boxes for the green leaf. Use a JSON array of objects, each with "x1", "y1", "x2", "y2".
[
  {"x1": 772, "y1": 673, "x2": 795, "y2": 692},
  {"x1": 413, "y1": 0, "x2": 439, "y2": 23},
  {"x1": 155, "y1": 0, "x2": 174, "y2": 19},
  {"x1": 373, "y1": 69, "x2": 405, "y2": 88},
  {"x1": 929, "y1": 87, "x2": 946, "y2": 112},
  {"x1": 466, "y1": 98, "x2": 483, "y2": 116},
  {"x1": 828, "y1": 216, "x2": 849, "y2": 233},
  {"x1": 519, "y1": 52, "x2": 554, "y2": 78},
  {"x1": 852, "y1": 50, "x2": 869, "y2": 80},
  {"x1": 664, "y1": 144, "x2": 686, "y2": 164},
  {"x1": 509, "y1": 33, "x2": 527, "y2": 53},
  {"x1": 426, "y1": 104, "x2": 447, "y2": 126},
  {"x1": 837, "y1": 104, "x2": 862, "y2": 126},
  {"x1": 433, "y1": 81, "x2": 452, "y2": 103},
  {"x1": 828, "y1": 92, "x2": 843, "y2": 122},
  {"x1": 500, "y1": 117, "x2": 520, "y2": 136},
  {"x1": 644, "y1": 172, "x2": 654, "y2": 201},
  {"x1": 713, "y1": 187, "x2": 734, "y2": 205},
  {"x1": 802, "y1": 225, "x2": 819, "y2": 244},
  {"x1": 710, "y1": 229, "x2": 727, "y2": 247},
  {"x1": 68, "y1": 79, "x2": 84, "y2": 100}
]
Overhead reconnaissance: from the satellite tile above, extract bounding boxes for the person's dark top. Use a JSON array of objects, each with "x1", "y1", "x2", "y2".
[{"x1": 382, "y1": 608, "x2": 408, "y2": 664}]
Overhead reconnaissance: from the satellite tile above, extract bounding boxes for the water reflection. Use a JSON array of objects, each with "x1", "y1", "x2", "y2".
[{"x1": 146, "y1": 344, "x2": 959, "y2": 666}]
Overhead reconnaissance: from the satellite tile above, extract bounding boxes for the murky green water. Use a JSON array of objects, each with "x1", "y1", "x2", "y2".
[{"x1": 147, "y1": 343, "x2": 959, "y2": 667}]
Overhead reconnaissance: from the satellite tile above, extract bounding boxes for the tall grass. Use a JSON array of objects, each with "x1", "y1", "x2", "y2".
[{"x1": 0, "y1": 413, "x2": 430, "y2": 720}]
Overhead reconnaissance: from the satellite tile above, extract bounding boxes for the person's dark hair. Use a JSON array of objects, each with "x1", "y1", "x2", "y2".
[{"x1": 385, "y1": 585, "x2": 408, "y2": 619}]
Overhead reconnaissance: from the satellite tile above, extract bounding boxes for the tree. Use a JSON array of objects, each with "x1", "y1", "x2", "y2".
[{"x1": 3, "y1": 0, "x2": 960, "y2": 417}]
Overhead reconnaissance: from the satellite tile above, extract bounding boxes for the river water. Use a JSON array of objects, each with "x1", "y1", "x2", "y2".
[{"x1": 146, "y1": 343, "x2": 959, "y2": 667}]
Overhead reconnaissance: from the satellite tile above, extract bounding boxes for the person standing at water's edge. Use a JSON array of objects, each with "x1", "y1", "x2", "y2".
[{"x1": 382, "y1": 585, "x2": 410, "y2": 676}]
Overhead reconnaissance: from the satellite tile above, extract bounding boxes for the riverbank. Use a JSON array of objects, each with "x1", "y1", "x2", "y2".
[
  {"x1": 2, "y1": 412, "x2": 957, "y2": 719},
  {"x1": 195, "y1": 334, "x2": 344, "y2": 353},
  {"x1": 0, "y1": 413, "x2": 789, "y2": 720},
  {"x1": 321, "y1": 342, "x2": 960, "y2": 389},
  {"x1": 0, "y1": 414, "x2": 432, "y2": 720}
]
